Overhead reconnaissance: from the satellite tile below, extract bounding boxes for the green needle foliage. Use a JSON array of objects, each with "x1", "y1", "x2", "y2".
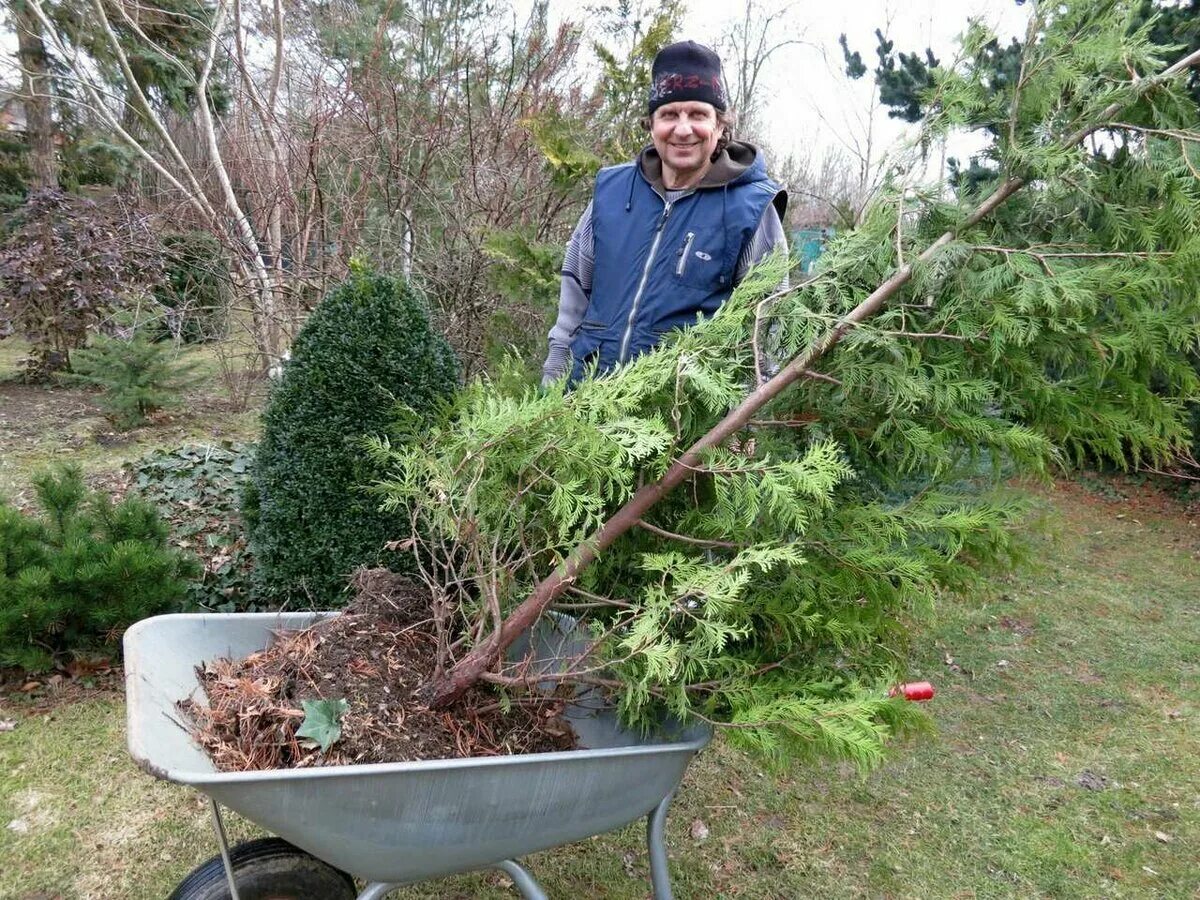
[
  {"x1": 0, "y1": 465, "x2": 200, "y2": 671},
  {"x1": 67, "y1": 326, "x2": 202, "y2": 429},
  {"x1": 378, "y1": 1, "x2": 1200, "y2": 769}
]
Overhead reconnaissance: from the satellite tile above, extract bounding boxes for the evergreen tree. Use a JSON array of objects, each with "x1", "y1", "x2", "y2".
[
  {"x1": 591, "y1": 1, "x2": 684, "y2": 161},
  {"x1": 378, "y1": 1, "x2": 1200, "y2": 767},
  {"x1": 0, "y1": 465, "x2": 200, "y2": 671},
  {"x1": 154, "y1": 231, "x2": 232, "y2": 344},
  {"x1": 67, "y1": 326, "x2": 202, "y2": 429}
]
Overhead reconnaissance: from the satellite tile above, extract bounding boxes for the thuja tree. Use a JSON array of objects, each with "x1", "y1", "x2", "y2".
[{"x1": 379, "y1": 1, "x2": 1200, "y2": 767}]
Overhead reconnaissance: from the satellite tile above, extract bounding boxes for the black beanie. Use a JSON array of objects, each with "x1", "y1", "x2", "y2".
[{"x1": 648, "y1": 41, "x2": 728, "y2": 115}]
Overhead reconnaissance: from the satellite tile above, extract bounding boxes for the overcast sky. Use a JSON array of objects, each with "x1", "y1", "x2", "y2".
[
  {"x1": 2, "y1": 0, "x2": 1031, "y2": 176},
  {"x1": 672, "y1": 0, "x2": 1031, "y2": 169}
]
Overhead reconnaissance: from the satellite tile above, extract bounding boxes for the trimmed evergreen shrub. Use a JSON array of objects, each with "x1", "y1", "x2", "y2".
[
  {"x1": 0, "y1": 134, "x2": 29, "y2": 199},
  {"x1": 0, "y1": 465, "x2": 201, "y2": 671},
  {"x1": 243, "y1": 269, "x2": 459, "y2": 607},
  {"x1": 66, "y1": 326, "x2": 202, "y2": 429}
]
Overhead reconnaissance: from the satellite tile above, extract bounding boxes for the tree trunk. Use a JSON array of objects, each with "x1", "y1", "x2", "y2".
[{"x1": 13, "y1": 0, "x2": 57, "y2": 189}]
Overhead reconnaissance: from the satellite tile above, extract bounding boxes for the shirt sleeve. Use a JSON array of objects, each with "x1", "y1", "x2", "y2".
[
  {"x1": 734, "y1": 200, "x2": 790, "y2": 289},
  {"x1": 542, "y1": 201, "x2": 595, "y2": 385}
]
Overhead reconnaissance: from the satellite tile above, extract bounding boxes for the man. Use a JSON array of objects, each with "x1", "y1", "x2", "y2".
[{"x1": 542, "y1": 40, "x2": 788, "y2": 387}]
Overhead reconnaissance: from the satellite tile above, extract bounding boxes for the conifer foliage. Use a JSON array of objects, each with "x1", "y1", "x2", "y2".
[
  {"x1": 380, "y1": 2, "x2": 1200, "y2": 768},
  {"x1": 67, "y1": 327, "x2": 202, "y2": 429},
  {"x1": 243, "y1": 268, "x2": 459, "y2": 608},
  {"x1": 0, "y1": 465, "x2": 200, "y2": 671}
]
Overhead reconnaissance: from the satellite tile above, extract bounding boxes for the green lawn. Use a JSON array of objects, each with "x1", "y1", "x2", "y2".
[
  {"x1": 0, "y1": 337, "x2": 262, "y2": 501},
  {"x1": 2, "y1": 480, "x2": 1196, "y2": 899}
]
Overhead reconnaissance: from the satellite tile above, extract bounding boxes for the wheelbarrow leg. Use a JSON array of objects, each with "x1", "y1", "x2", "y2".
[
  {"x1": 354, "y1": 862, "x2": 545, "y2": 900},
  {"x1": 647, "y1": 789, "x2": 677, "y2": 900},
  {"x1": 357, "y1": 883, "x2": 401, "y2": 900},
  {"x1": 208, "y1": 797, "x2": 242, "y2": 900},
  {"x1": 492, "y1": 859, "x2": 549, "y2": 900}
]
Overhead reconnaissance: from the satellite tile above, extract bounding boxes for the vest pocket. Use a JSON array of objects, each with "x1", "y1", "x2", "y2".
[
  {"x1": 569, "y1": 328, "x2": 620, "y2": 382},
  {"x1": 675, "y1": 225, "x2": 728, "y2": 290}
]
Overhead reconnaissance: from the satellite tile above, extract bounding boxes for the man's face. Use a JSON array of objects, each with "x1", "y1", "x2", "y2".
[{"x1": 650, "y1": 101, "x2": 720, "y2": 180}]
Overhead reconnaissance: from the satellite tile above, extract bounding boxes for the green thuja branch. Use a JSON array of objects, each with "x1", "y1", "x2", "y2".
[{"x1": 378, "y1": 1, "x2": 1200, "y2": 766}]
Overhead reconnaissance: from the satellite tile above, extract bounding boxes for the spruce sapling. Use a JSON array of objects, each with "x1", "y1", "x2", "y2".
[{"x1": 67, "y1": 326, "x2": 202, "y2": 429}]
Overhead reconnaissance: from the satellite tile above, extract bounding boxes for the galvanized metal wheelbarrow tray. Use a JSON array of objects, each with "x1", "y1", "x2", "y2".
[{"x1": 124, "y1": 611, "x2": 712, "y2": 899}]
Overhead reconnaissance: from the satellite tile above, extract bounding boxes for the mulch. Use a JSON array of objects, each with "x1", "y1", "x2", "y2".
[{"x1": 180, "y1": 569, "x2": 578, "y2": 771}]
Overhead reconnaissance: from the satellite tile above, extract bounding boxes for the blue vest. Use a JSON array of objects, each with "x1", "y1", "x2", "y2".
[{"x1": 569, "y1": 153, "x2": 782, "y2": 383}]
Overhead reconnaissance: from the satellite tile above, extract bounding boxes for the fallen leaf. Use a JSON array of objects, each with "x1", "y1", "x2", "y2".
[
  {"x1": 621, "y1": 850, "x2": 638, "y2": 877},
  {"x1": 296, "y1": 698, "x2": 349, "y2": 752},
  {"x1": 1153, "y1": 831, "x2": 1173, "y2": 844},
  {"x1": 691, "y1": 819, "x2": 710, "y2": 841},
  {"x1": 20, "y1": 681, "x2": 40, "y2": 692}
]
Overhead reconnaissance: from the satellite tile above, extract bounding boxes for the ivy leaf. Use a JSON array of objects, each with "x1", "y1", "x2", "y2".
[{"x1": 296, "y1": 698, "x2": 349, "y2": 752}]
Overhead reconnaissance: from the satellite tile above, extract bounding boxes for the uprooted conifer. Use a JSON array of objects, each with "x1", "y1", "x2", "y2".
[{"x1": 374, "y1": 2, "x2": 1200, "y2": 769}]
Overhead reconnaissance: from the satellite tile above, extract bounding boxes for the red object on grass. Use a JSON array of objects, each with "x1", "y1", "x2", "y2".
[{"x1": 890, "y1": 681, "x2": 935, "y2": 702}]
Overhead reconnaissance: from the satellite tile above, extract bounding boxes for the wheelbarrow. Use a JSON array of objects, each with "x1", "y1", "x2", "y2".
[{"x1": 124, "y1": 611, "x2": 712, "y2": 899}]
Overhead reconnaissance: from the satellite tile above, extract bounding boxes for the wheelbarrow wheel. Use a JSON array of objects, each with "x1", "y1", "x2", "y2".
[{"x1": 168, "y1": 837, "x2": 357, "y2": 900}]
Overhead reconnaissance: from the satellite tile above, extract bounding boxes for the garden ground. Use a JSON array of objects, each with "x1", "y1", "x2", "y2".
[{"x1": 0, "y1": 340, "x2": 1197, "y2": 899}]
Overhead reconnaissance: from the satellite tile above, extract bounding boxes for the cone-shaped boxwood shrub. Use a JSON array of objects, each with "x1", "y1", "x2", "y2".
[
  {"x1": 243, "y1": 269, "x2": 459, "y2": 607},
  {"x1": 0, "y1": 465, "x2": 200, "y2": 671}
]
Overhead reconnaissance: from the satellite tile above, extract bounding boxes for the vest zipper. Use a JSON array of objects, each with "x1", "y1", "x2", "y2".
[
  {"x1": 675, "y1": 231, "x2": 695, "y2": 276},
  {"x1": 619, "y1": 200, "x2": 674, "y2": 363}
]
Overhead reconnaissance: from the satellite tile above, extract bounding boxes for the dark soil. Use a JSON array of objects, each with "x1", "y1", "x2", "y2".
[{"x1": 182, "y1": 569, "x2": 578, "y2": 771}]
